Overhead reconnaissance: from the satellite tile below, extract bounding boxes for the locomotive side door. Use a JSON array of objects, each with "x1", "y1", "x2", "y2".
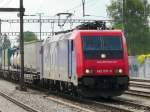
[
  {"x1": 68, "y1": 40, "x2": 73, "y2": 79},
  {"x1": 69, "y1": 39, "x2": 76, "y2": 79},
  {"x1": 68, "y1": 39, "x2": 77, "y2": 85}
]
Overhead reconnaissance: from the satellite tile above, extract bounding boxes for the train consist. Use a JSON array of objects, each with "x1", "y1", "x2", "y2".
[{"x1": 0, "y1": 21, "x2": 129, "y2": 98}]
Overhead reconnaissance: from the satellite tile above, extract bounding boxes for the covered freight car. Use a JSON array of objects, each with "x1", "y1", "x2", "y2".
[
  {"x1": 11, "y1": 41, "x2": 42, "y2": 73},
  {"x1": 24, "y1": 41, "x2": 43, "y2": 74}
]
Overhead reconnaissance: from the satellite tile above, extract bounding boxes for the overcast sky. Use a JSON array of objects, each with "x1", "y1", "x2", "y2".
[
  {"x1": 0, "y1": 0, "x2": 110, "y2": 40},
  {"x1": 0, "y1": 0, "x2": 110, "y2": 18}
]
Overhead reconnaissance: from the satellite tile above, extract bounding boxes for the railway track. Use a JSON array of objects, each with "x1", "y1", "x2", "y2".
[
  {"x1": 0, "y1": 91, "x2": 40, "y2": 112},
  {"x1": 130, "y1": 82, "x2": 150, "y2": 89},
  {"x1": 1, "y1": 76, "x2": 150, "y2": 112},
  {"x1": 47, "y1": 95, "x2": 131, "y2": 112},
  {"x1": 130, "y1": 78, "x2": 150, "y2": 83},
  {"x1": 130, "y1": 79, "x2": 150, "y2": 89},
  {"x1": 25, "y1": 78, "x2": 150, "y2": 112},
  {"x1": 24, "y1": 78, "x2": 150, "y2": 112},
  {"x1": 1, "y1": 87, "x2": 149, "y2": 112},
  {"x1": 46, "y1": 91, "x2": 150, "y2": 112},
  {"x1": 45, "y1": 78, "x2": 150, "y2": 112},
  {"x1": 94, "y1": 97, "x2": 150, "y2": 112},
  {"x1": 125, "y1": 89, "x2": 150, "y2": 98},
  {"x1": 126, "y1": 78, "x2": 150, "y2": 98},
  {"x1": 88, "y1": 98, "x2": 150, "y2": 112}
]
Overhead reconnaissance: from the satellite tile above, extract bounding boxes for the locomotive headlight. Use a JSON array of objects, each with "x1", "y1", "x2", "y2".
[
  {"x1": 115, "y1": 68, "x2": 123, "y2": 74},
  {"x1": 118, "y1": 69, "x2": 123, "y2": 73},
  {"x1": 101, "y1": 54, "x2": 106, "y2": 59},
  {"x1": 85, "y1": 69, "x2": 93, "y2": 74},
  {"x1": 85, "y1": 69, "x2": 90, "y2": 74}
]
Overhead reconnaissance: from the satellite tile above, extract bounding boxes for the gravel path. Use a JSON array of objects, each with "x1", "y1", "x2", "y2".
[
  {"x1": 0, "y1": 95, "x2": 27, "y2": 112},
  {"x1": 0, "y1": 79, "x2": 82, "y2": 112}
]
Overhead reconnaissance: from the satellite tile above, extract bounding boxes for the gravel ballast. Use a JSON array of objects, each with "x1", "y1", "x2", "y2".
[
  {"x1": 0, "y1": 95, "x2": 27, "y2": 112},
  {"x1": 0, "y1": 79, "x2": 83, "y2": 112}
]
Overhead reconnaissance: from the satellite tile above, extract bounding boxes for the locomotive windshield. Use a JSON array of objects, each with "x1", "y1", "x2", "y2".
[{"x1": 82, "y1": 36, "x2": 123, "y2": 59}]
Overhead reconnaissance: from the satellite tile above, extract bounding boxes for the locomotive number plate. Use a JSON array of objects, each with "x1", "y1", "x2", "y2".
[{"x1": 96, "y1": 69, "x2": 113, "y2": 73}]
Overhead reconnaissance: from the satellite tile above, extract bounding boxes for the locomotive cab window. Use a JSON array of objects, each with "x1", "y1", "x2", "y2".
[{"x1": 82, "y1": 36, "x2": 123, "y2": 59}]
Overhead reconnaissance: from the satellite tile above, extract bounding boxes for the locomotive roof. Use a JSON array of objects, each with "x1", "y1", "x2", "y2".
[
  {"x1": 45, "y1": 30, "x2": 123, "y2": 43},
  {"x1": 77, "y1": 30, "x2": 123, "y2": 33},
  {"x1": 45, "y1": 32, "x2": 72, "y2": 43}
]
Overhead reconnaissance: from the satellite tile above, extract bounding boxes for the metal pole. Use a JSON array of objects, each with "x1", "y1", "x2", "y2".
[
  {"x1": 4, "y1": 48, "x2": 5, "y2": 71},
  {"x1": 0, "y1": 20, "x2": 1, "y2": 69},
  {"x1": 36, "y1": 13, "x2": 43, "y2": 40},
  {"x1": 3, "y1": 35, "x2": 6, "y2": 71},
  {"x1": 37, "y1": 13, "x2": 44, "y2": 40},
  {"x1": 0, "y1": 20, "x2": 1, "y2": 49},
  {"x1": 122, "y1": 0, "x2": 125, "y2": 33},
  {"x1": 0, "y1": 19, "x2": 1, "y2": 38},
  {"x1": 82, "y1": 0, "x2": 85, "y2": 17},
  {"x1": 19, "y1": 0, "x2": 26, "y2": 91},
  {"x1": 39, "y1": 14, "x2": 42, "y2": 40},
  {"x1": 122, "y1": 0, "x2": 127, "y2": 36},
  {"x1": 144, "y1": 0, "x2": 147, "y2": 17},
  {"x1": 0, "y1": 20, "x2": 5, "y2": 71}
]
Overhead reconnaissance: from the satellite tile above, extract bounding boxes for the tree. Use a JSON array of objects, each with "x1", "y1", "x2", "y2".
[
  {"x1": 24, "y1": 31, "x2": 38, "y2": 42},
  {"x1": 13, "y1": 31, "x2": 38, "y2": 48},
  {"x1": 107, "y1": 0, "x2": 150, "y2": 55}
]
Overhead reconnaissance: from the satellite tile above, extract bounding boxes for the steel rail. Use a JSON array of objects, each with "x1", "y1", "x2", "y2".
[
  {"x1": 46, "y1": 93, "x2": 135, "y2": 112},
  {"x1": 92, "y1": 98, "x2": 150, "y2": 112},
  {"x1": 125, "y1": 89, "x2": 150, "y2": 98},
  {"x1": 1, "y1": 72, "x2": 150, "y2": 112},
  {"x1": 128, "y1": 79, "x2": 150, "y2": 97},
  {"x1": 130, "y1": 78, "x2": 150, "y2": 83},
  {"x1": 0, "y1": 91, "x2": 40, "y2": 112},
  {"x1": 46, "y1": 88, "x2": 150, "y2": 112},
  {"x1": 47, "y1": 96, "x2": 133, "y2": 112},
  {"x1": 130, "y1": 82, "x2": 150, "y2": 89},
  {"x1": 87, "y1": 100, "x2": 134, "y2": 112}
]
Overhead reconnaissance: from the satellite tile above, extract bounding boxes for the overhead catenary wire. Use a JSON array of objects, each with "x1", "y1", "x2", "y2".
[
  {"x1": 0, "y1": 0, "x2": 13, "y2": 7},
  {"x1": 64, "y1": 0, "x2": 98, "y2": 14},
  {"x1": 24, "y1": 0, "x2": 102, "y2": 22},
  {"x1": 65, "y1": 0, "x2": 106, "y2": 19}
]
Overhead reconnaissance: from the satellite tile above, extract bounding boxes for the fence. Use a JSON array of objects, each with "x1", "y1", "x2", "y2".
[{"x1": 129, "y1": 56, "x2": 150, "y2": 79}]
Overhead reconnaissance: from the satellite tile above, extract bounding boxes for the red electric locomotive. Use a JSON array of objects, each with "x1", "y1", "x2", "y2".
[
  {"x1": 43, "y1": 25, "x2": 129, "y2": 98},
  {"x1": 73, "y1": 30, "x2": 129, "y2": 97}
]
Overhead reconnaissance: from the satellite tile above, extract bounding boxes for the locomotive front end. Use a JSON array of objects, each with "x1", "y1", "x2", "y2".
[{"x1": 75, "y1": 30, "x2": 129, "y2": 97}]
